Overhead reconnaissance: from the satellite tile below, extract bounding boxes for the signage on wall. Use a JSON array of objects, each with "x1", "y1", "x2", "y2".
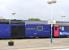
[{"x1": 48, "y1": 20, "x2": 56, "y2": 24}]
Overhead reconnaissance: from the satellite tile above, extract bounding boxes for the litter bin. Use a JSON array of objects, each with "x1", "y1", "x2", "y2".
[{"x1": 8, "y1": 41, "x2": 14, "y2": 46}]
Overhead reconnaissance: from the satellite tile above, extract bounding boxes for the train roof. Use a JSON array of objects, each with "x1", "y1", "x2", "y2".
[
  {"x1": 0, "y1": 19, "x2": 9, "y2": 24},
  {"x1": 56, "y1": 21, "x2": 69, "y2": 26},
  {"x1": 11, "y1": 20, "x2": 24, "y2": 24},
  {"x1": 0, "y1": 19, "x2": 69, "y2": 25},
  {"x1": 0, "y1": 20, "x2": 48, "y2": 24},
  {"x1": 0, "y1": 19, "x2": 24, "y2": 24},
  {"x1": 25, "y1": 20, "x2": 48, "y2": 24}
]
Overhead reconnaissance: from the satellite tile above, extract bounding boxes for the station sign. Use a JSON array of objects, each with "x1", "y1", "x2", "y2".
[{"x1": 48, "y1": 20, "x2": 56, "y2": 24}]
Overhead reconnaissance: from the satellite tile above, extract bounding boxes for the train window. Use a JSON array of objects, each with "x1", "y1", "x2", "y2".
[
  {"x1": 37, "y1": 26, "x2": 43, "y2": 31},
  {"x1": 26, "y1": 27, "x2": 35, "y2": 30},
  {"x1": 26, "y1": 26, "x2": 36, "y2": 30},
  {"x1": 60, "y1": 27, "x2": 64, "y2": 31}
]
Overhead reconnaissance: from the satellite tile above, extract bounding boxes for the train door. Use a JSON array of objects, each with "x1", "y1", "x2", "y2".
[
  {"x1": 60, "y1": 26, "x2": 69, "y2": 38},
  {"x1": 11, "y1": 25, "x2": 25, "y2": 39},
  {"x1": 53, "y1": 25, "x2": 60, "y2": 37}
]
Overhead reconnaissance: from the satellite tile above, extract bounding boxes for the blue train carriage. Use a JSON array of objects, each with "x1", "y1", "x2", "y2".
[
  {"x1": 0, "y1": 19, "x2": 11, "y2": 39},
  {"x1": 56, "y1": 21, "x2": 69, "y2": 38},
  {"x1": 11, "y1": 20, "x2": 25, "y2": 39},
  {"x1": 25, "y1": 21, "x2": 51, "y2": 38}
]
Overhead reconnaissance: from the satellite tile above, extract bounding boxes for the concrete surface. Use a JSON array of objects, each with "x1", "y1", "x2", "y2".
[{"x1": 0, "y1": 38, "x2": 69, "y2": 50}]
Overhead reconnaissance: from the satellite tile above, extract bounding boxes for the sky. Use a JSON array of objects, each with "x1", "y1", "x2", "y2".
[{"x1": 0, "y1": 0, "x2": 69, "y2": 21}]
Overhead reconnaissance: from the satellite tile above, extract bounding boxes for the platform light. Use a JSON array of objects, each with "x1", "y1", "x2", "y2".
[
  {"x1": 48, "y1": 0, "x2": 52, "y2": 4},
  {"x1": 12, "y1": 13, "x2": 16, "y2": 15},
  {"x1": 52, "y1": 0, "x2": 56, "y2": 3},
  {"x1": 48, "y1": 0, "x2": 56, "y2": 4},
  {"x1": 47, "y1": 0, "x2": 57, "y2": 44}
]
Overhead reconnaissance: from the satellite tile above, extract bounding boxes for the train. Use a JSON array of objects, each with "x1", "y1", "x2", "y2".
[{"x1": 0, "y1": 19, "x2": 69, "y2": 39}]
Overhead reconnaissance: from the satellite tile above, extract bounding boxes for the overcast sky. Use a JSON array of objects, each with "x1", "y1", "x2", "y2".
[{"x1": 0, "y1": 0, "x2": 69, "y2": 21}]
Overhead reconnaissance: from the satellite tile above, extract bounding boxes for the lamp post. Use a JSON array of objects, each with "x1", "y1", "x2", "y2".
[
  {"x1": 11, "y1": 13, "x2": 16, "y2": 19},
  {"x1": 61, "y1": 16, "x2": 66, "y2": 21},
  {"x1": 8, "y1": 12, "x2": 16, "y2": 46},
  {"x1": 47, "y1": 0, "x2": 57, "y2": 44}
]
